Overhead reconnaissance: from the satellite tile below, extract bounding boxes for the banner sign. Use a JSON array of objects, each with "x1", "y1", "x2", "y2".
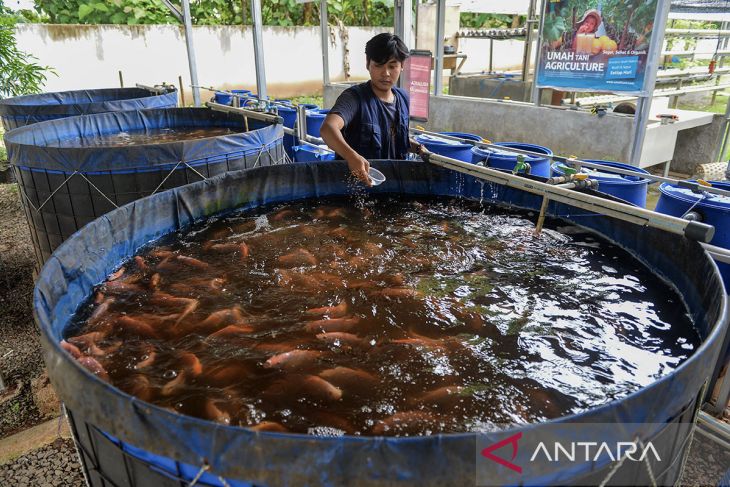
[
  {"x1": 403, "y1": 50, "x2": 432, "y2": 122},
  {"x1": 536, "y1": 0, "x2": 660, "y2": 94}
]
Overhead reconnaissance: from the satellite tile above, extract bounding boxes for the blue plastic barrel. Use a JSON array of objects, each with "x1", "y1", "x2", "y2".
[
  {"x1": 277, "y1": 104, "x2": 298, "y2": 159},
  {"x1": 551, "y1": 160, "x2": 651, "y2": 207},
  {"x1": 34, "y1": 161, "x2": 728, "y2": 487},
  {"x1": 0, "y1": 87, "x2": 178, "y2": 130},
  {"x1": 415, "y1": 132, "x2": 482, "y2": 162},
  {"x1": 214, "y1": 92, "x2": 233, "y2": 105},
  {"x1": 306, "y1": 108, "x2": 330, "y2": 138},
  {"x1": 655, "y1": 180, "x2": 730, "y2": 289},
  {"x1": 293, "y1": 144, "x2": 335, "y2": 162},
  {"x1": 474, "y1": 142, "x2": 553, "y2": 177}
]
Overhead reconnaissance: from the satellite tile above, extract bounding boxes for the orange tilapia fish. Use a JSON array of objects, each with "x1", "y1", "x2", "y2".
[
  {"x1": 263, "y1": 350, "x2": 324, "y2": 371},
  {"x1": 305, "y1": 301, "x2": 349, "y2": 318},
  {"x1": 304, "y1": 316, "x2": 361, "y2": 333},
  {"x1": 278, "y1": 248, "x2": 318, "y2": 267},
  {"x1": 371, "y1": 411, "x2": 441, "y2": 436},
  {"x1": 318, "y1": 366, "x2": 378, "y2": 390}
]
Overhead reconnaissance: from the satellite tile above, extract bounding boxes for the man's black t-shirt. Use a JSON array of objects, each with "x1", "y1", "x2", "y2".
[{"x1": 329, "y1": 89, "x2": 400, "y2": 160}]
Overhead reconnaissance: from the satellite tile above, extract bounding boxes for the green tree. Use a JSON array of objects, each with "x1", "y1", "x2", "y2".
[
  {"x1": 31, "y1": 0, "x2": 395, "y2": 26},
  {"x1": 0, "y1": 6, "x2": 55, "y2": 97}
]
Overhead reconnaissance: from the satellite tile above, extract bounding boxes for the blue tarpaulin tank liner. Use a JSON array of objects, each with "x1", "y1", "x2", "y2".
[
  {"x1": 4, "y1": 107, "x2": 283, "y2": 268},
  {"x1": 0, "y1": 87, "x2": 178, "y2": 130},
  {"x1": 552, "y1": 160, "x2": 651, "y2": 207},
  {"x1": 35, "y1": 161, "x2": 728, "y2": 486}
]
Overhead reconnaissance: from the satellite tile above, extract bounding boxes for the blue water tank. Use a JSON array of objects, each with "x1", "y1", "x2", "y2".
[
  {"x1": 34, "y1": 161, "x2": 728, "y2": 487},
  {"x1": 655, "y1": 180, "x2": 730, "y2": 289},
  {"x1": 293, "y1": 144, "x2": 335, "y2": 162},
  {"x1": 276, "y1": 104, "x2": 298, "y2": 159},
  {"x1": 473, "y1": 142, "x2": 553, "y2": 177},
  {"x1": 306, "y1": 108, "x2": 330, "y2": 138},
  {"x1": 551, "y1": 159, "x2": 651, "y2": 207},
  {"x1": 0, "y1": 87, "x2": 178, "y2": 130},
  {"x1": 4, "y1": 107, "x2": 284, "y2": 268},
  {"x1": 415, "y1": 132, "x2": 483, "y2": 162}
]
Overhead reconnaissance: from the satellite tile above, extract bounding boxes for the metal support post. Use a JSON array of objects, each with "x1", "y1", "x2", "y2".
[
  {"x1": 250, "y1": 0, "x2": 267, "y2": 99},
  {"x1": 489, "y1": 39, "x2": 494, "y2": 73},
  {"x1": 394, "y1": 0, "x2": 413, "y2": 50},
  {"x1": 629, "y1": 1, "x2": 671, "y2": 167},
  {"x1": 531, "y1": 1, "x2": 547, "y2": 106},
  {"x1": 320, "y1": 0, "x2": 330, "y2": 86},
  {"x1": 521, "y1": 0, "x2": 538, "y2": 82},
  {"x1": 433, "y1": 0, "x2": 445, "y2": 96},
  {"x1": 715, "y1": 93, "x2": 730, "y2": 162},
  {"x1": 180, "y1": 0, "x2": 201, "y2": 106},
  {"x1": 296, "y1": 105, "x2": 308, "y2": 141}
]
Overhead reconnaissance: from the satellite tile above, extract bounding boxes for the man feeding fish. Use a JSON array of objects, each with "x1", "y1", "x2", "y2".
[{"x1": 320, "y1": 33, "x2": 425, "y2": 186}]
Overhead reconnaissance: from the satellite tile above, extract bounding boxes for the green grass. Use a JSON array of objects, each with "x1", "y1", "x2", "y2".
[
  {"x1": 676, "y1": 89, "x2": 730, "y2": 114},
  {"x1": 290, "y1": 95, "x2": 324, "y2": 107}
]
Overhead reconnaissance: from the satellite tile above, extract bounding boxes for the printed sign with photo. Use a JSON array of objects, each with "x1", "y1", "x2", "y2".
[{"x1": 536, "y1": 0, "x2": 659, "y2": 94}]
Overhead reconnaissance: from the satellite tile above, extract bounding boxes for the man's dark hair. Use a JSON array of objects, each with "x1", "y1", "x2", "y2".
[{"x1": 365, "y1": 33, "x2": 409, "y2": 66}]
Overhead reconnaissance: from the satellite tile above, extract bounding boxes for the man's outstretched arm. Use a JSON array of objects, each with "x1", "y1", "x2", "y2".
[{"x1": 320, "y1": 113, "x2": 373, "y2": 186}]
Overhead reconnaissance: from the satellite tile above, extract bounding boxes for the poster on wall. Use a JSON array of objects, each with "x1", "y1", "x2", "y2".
[
  {"x1": 536, "y1": 0, "x2": 660, "y2": 94},
  {"x1": 402, "y1": 50, "x2": 432, "y2": 122}
]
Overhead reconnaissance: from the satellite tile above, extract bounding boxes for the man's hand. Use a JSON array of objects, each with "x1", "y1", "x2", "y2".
[{"x1": 347, "y1": 155, "x2": 373, "y2": 186}]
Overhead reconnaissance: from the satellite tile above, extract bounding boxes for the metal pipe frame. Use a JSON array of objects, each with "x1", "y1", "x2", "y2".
[
  {"x1": 629, "y1": 1, "x2": 671, "y2": 167},
  {"x1": 531, "y1": 0, "x2": 547, "y2": 106},
  {"x1": 424, "y1": 151, "x2": 715, "y2": 242},
  {"x1": 296, "y1": 105, "x2": 308, "y2": 141},
  {"x1": 250, "y1": 0, "x2": 267, "y2": 100},
  {"x1": 697, "y1": 411, "x2": 730, "y2": 448},
  {"x1": 205, "y1": 102, "x2": 283, "y2": 125},
  {"x1": 135, "y1": 83, "x2": 173, "y2": 94},
  {"x1": 180, "y1": 0, "x2": 201, "y2": 106},
  {"x1": 410, "y1": 128, "x2": 730, "y2": 198},
  {"x1": 666, "y1": 28, "x2": 730, "y2": 37},
  {"x1": 320, "y1": 0, "x2": 330, "y2": 86},
  {"x1": 394, "y1": 0, "x2": 413, "y2": 52},
  {"x1": 521, "y1": 0, "x2": 538, "y2": 82},
  {"x1": 433, "y1": 0, "x2": 445, "y2": 96}
]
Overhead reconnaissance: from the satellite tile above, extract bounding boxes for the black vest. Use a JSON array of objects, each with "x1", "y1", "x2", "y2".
[{"x1": 341, "y1": 81, "x2": 410, "y2": 160}]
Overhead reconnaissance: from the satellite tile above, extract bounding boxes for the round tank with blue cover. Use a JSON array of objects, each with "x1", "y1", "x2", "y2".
[
  {"x1": 305, "y1": 108, "x2": 330, "y2": 138},
  {"x1": 474, "y1": 142, "x2": 553, "y2": 177},
  {"x1": 34, "y1": 161, "x2": 727, "y2": 487},
  {"x1": 4, "y1": 107, "x2": 284, "y2": 269},
  {"x1": 551, "y1": 159, "x2": 651, "y2": 207},
  {"x1": 275, "y1": 103, "x2": 298, "y2": 159},
  {"x1": 655, "y1": 180, "x2": 730, "y2": 290},
  {"x1": 415, "y1": 132, "x2": 482, "y2": 162},
  {"x1": 0, "y1": 86, "x2": 178, "y2": 130}
]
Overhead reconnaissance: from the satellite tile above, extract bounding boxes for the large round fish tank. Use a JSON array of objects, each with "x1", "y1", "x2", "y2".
[
  {"x1": 35, "y1": 161, "x2": 727, "y2": 486},
  {"x1": 0, "y1": 86, "x2": 178, "y2": 130},
  {"x1": 4, "y1": 107, "x2": 284, "y2": 269}
]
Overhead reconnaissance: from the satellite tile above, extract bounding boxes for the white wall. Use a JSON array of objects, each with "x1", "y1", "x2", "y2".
[{"x1": 14, "y1": 24, "x2": 387, "y2": 101}]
